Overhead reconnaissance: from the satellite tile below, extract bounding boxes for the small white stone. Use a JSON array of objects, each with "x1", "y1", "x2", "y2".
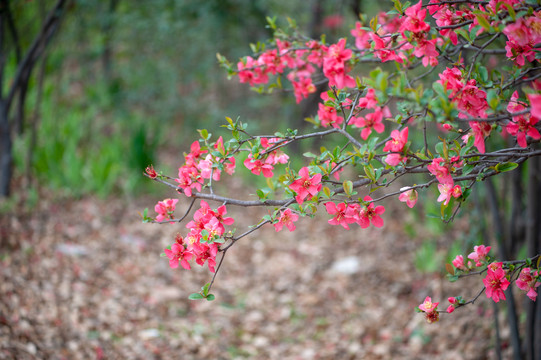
[{"x1": 330, "y1": 256, "x2": 360, "y2": 274}]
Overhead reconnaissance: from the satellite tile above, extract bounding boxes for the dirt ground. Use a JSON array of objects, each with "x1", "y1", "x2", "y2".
[{"x1": 0, "y1": 180, "x2": 517, "y2": 360}]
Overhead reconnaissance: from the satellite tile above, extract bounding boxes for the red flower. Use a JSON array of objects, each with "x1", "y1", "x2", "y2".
[
  {"x1": 164, "y1": 235, "x2": 193, "y2": 270},
  {"x1": 145, "y1": 165, "x2": 158, "y2": 179},
  {"x1": 401, "y1": 1, "x2": 431, "y2": 34},
  {"x1": 325, "y1": 202, "x2": 355, "y2": 229},
  {"x1": 154, "y1": 198, "x2": 179, "y2": 223},
  {"x1": 289, "y1": 167, "x2": 322, "y2": 204},
  {"x1": 482, "y1": 262, "x2": 510, "y2": 303},
  {"x1": 399, "y1": 187, "x2": 418, "y2": 208},
  {"x1": 274, "y1": 209, "x2": 299, "y2": 232},
  {"x1": 516, "y1": 268, "x2": 541, "y2": 301}
]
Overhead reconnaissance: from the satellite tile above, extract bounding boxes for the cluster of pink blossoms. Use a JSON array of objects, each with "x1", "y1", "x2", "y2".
[
  {"x1": 438, "y1": 67, "x2": 491, "y2": 152},
  {"x1": 419, "y1": 246, "x2": 539, "y2": 322},
  {"x1": 164, "y1": 200, "x2": 234, "y2": 272},
  {"x1": 427, "y1": 156, "x2": 463, "y2": 205},
  {"x1": 450, "y1": 246, "x2": 540, "y2": 304},
  {"x1": 382, "y1": 127, "x2": 409, "y2": 166},
  {"x1": 502, "y1": 14, "x2": 541, "y2": 66},
  {"x1": 516, "y1": 268, "x2": 541, "y2": 301},
  {"x1": 176, "y1": 139, "x2": 235, "y2": 197},
  {"x1": 237, "y1": 36, "x2": 358, "y2": 103},
  {"x1": 244, "y1": 137, "x2": 289, "y2": 178},
  {"x1": 506, "y1": 91, "x2": 541, "y2": 147},
  {"x1": 317, "y1": 87, "x2": 392, "y2": 140},
  {"x1": 324, "y1": 196, "x2": 385, "y2": 229},
  {"x1": 427, "y1": 0, "x2": 476, "y2": 46},
  {"x1": 154, "y1": 198, "x2": 179, "y2": 224}
]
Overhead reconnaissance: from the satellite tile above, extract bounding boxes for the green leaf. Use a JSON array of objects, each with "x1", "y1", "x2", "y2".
[
  {"x1": 323, "y1": 186, "x2": 332, "y2": 198},
  {"x1": 202, "y1": 282, "x2": 211, "y2": 296},
  {"x1": 503, "y1": 2, "x2": 516, "y2": 20},
  {"x1": 392, "y1": 0, "x2": 403, "y2": 13},
  {"x1": 206, "y1": 294, "x2": 216, "y2": 301},
  {"x1": 198, "y1": 129, "x2": 210, "y2": 140},
  {"x1": 475, "y1": 14, "x2": 493, "y2": 32},
  {"x1": 486, "y1": 89, "x2": 499, "y2": 110},
  {"x1": 478, "y1": 66, "x2": 488, "y2": 83},
  {"x1": 495, "y1": 162, "x2": 518, "y2": 173},
  {"x1": 189, "y1": 293, "x2": 205, "y2": 300},
  {"x1": 343, "y1": 180, "x2": 353, "y2": 196}
]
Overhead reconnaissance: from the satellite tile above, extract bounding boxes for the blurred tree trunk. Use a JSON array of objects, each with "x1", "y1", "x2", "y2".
[
  {"x1": 0, "y1": 0, "x2": 69, "y2": 198},
  {"x1": 524, "y1": 154, "x2": 541, "y2": 360},
  {"x1": 102, "y1": 0, "x2": 119, "y2": 82}
]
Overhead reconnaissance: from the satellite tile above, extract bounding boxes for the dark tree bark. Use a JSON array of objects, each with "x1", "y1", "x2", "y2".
[{"x1": 0, "y1": 0, "x2": 69, "y2": 198}]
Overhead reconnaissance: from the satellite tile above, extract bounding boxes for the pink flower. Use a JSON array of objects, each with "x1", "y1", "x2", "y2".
[
  {"x1": 357, "y1": 88, "x2": 379, "y2": 110},
  {"x1": 371, "y1": 34, "x2": 404, "y2": 63},
  {"x1": 413, "y1": 37, "x2": 439, "y2": 67},
  {"x1": 155, "y1": 198, "x2": 179, "y2": 223},
  {"x1": 452, "y1": 255, "x2": 468, "y2": 271},
  {"x1": 350, "y1": 22, "x2": 371, "y2": 50},
  {"x1": 318, "y1": 102, "x2": 343, "y2": 128},
  {"x1": 145, "y1": 165, "x2": 158, "y2": 179},
  {"x1": 385, "y1": 153, "x2": 407, "y2": 166},
  {"x1": 483, "y1": 262, "x2": 510, "y2": 303},
  {"x1": 427, "y1": 158, "x2": 453, "y2": 184},
  {"x1": 289, "y1": 167, "x2": 322, "y2": 204},
  {"x1": 419, "y1": 296, "x2": 439, "y2": 313},
  {"x1": 353, "y1": 107, "x2": 388, "y2": 140},
  {"x1": 437, "y1": 183, "x2": 461, "y2": 205},
  {"x1": 243, "y1": 155, "x2": 274, "y2": 177},
  {"x1": 176, "y1": 165, "x2": 203, "y2": 197},
  {"x1": 323, "y1": 14, "x2": 344, "y2": 29},
  {"x1": 192, "y1": 242, "x2": 219, "y2": 273},
  {"x1": 516, "y1": 268, "x2": 541, "y2": 301},
  {"x1": 469, "y1": 121, "x2": 492, "y2": 153},
  {"x1": 237, "y1": 56, "x2": 268, "y2": 86},
  {"x1": 325, "y1": 202, "x2": 355, "y2": 229},
  {"x1": 292, "y1": 77, "x2": 317, "y2": 103},
  {"x1": 467, "y1": 245, "x2": 491, "y2": 267},
  {"x1": 438, "y1": 67, "x2": 463, "y2": 96},
  {"x1": 503, "y1": 18, "x2": 532, "y2": 46},
  {"x1": 199, "y1": 154, "x2": 221, "y2": 181},
  {"x1": 215, "y1": 204, "x2": 235, "y2": 226},
  {"x1": 355, "y1": 196, "x2": 385, "y2": 228},
  {"x1": 401, "y1": 1, "x2": 431, "y2": 34},
  {"x1": 399, "y1": 187, "x2": 418, "y2": 208},
  {"x1": 322, "y1": 38, "x2": 356, "y2": 89},
  {"x1": 164, "y1": 235, "x2": 193, "y2": 270},
  {"x1": 257, "y1": 49, "x2": 285, "y2": 75},
  {"x1": 419, "y1": 296, "x2": 440, "y2": 322},
  {"x1": 383, "y1": 127, "x2": 409, "y2": 153},
  {"x1": 274, "y1": 209, "x2": 299, "y2": 232},
  {"x1": 446, "y1": 297, "x2": 458, "y2": 313},
  {"x1": 224, "y1": 157, "x2": 236, "y2": 175},
  {"x1": 528, "y1": 94, "x2": 541, "y2": 120},
  {"x1": 505, "y1": 39, "x2": 536, "y2": 66},
  {"x1": 506, "y1": 91, "x2": 540, "y2": 147}
]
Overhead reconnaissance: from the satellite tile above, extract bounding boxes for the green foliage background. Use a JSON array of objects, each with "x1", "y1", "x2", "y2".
[{"x1": 12, "y1": 0, "x2": 372, "y2": 198}]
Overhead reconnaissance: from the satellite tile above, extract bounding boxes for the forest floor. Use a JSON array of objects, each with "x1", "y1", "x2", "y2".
[{"x1": 0, "y1": 178, "x2": 519, "y2": 360}]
